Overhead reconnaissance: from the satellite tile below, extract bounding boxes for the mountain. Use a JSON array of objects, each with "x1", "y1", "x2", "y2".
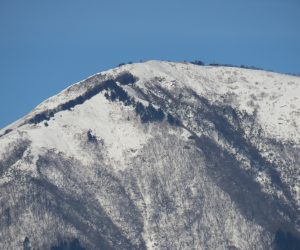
[{"x1": 0, "y1": 60, "x2": 300, "y2": 250}]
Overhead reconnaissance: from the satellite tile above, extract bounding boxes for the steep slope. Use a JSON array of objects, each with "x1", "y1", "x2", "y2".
[{"x1": 0, "y1": 61, "x2": 300, "y2": 249}]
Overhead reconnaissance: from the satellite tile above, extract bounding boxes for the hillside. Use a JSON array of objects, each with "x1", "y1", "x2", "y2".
[{"x1": 0, "y1": 61, "x2": 300, "y2": 249}]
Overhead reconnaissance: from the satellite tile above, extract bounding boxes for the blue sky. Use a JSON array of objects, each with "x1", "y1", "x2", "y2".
[{"x1": 0, "y1": 0, "x2": 299, "y2": 128}]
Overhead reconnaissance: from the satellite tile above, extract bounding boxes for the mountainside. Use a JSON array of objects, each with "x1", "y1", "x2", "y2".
[{"x1": 0, "y1": 60, "x2": 300, "y2": 250}]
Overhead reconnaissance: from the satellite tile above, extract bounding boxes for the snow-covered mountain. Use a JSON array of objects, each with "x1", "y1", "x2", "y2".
[{"x1": 0, "y1": 60, "x2": 300, "y2": 249}]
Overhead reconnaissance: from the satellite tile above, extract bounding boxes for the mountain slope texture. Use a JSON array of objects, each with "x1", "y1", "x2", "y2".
[{"x1": 1, "y1": 61, "x2": 300, "y2": 250}]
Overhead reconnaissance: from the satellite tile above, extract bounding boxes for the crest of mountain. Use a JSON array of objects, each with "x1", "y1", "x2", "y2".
[{"x1": 0, "y1": 61, "x2": 300, "y2": 249}]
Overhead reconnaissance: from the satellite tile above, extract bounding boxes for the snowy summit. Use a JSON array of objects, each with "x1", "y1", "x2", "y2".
[{"x1": 0, "y1": 61, "x2": 300, "y2": 249}]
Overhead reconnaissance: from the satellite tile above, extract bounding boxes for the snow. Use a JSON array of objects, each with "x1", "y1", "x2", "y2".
[
  {"x1": 123, "y1": 61, "x2": 300, "y2": 143},
  {"x1": 0, "y1": 60, "x2": 299, "y2": 249},
  {"x1": 1, "y1": 60, "x2": 299, "y2": 171},
  {"x1": 2, "y1": 60, "x2": 299, "y2": 144},
  {"x1": 14, "y1": 92, "x2": 152, "y2": 170}
]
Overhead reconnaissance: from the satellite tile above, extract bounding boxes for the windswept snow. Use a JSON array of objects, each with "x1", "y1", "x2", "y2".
[
  {"x1": 0, "y1": 60, "x2": 300, "y2": 250},
  {"x1": 3, "y1": 60, "x2": 299, "y2": 143},
  {"x1": 123, "y1": 61, "x2": 300, "y2": 143}
]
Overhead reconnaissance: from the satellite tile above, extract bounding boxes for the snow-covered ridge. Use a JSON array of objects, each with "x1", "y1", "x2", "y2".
[
  {"x1": 2, "y1": 60, "x2": 300, "y2": 143},
  {"x1": 126, "y1": 61, "x2": 300, "y2": 143},
  {"x1": 1, "y1": 60, "x2": 300, "y2": 249}
]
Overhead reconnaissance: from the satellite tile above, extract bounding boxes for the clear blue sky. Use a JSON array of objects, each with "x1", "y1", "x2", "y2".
[{"x1": 0, "y1": 0, "x2": 299, "y2": 128}]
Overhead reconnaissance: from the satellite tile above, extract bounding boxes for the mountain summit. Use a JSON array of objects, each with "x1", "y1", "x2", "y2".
[{"x1": 0, "y1": 61, "x2": 300, "y2": 249}]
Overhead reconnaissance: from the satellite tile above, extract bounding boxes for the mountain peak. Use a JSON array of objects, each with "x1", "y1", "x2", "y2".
[
  {"x1": 0, "y1": 61, "x2": 300, "y2": 249},
  {"x1": 2, "y1": 60, "x2": 299, "y2": 143}
]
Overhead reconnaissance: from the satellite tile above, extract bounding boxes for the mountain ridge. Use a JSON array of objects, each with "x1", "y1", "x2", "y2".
[{"x1": 0, "y1": 60, "x2": 300, "y2": 249}]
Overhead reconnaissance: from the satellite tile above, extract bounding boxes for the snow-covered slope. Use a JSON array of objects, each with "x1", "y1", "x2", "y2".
[{"x1": 0, "y1": 61, "x2": 300, "y2": 249}]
